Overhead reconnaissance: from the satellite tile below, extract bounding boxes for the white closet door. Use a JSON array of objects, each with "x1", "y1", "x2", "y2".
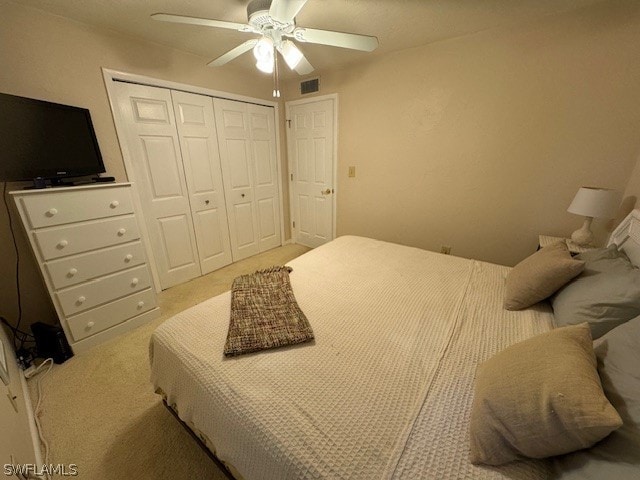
[
  {"x1": 213, "y1": 99, "x2": 261, "y2": 261},
  {"x1": 171, "y1": 91, "x2": 233, "y2": 274},
  {"x1": 113, "y1": 82, "x2": 201, "y2": 289},
  {"x1": 248, "y1": 104, "x2": 282, "y2": 251}
]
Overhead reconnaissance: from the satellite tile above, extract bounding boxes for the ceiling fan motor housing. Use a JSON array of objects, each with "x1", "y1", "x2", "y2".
[{"x1": 247, "y1": 0, "x2": 274, "y2": 27}]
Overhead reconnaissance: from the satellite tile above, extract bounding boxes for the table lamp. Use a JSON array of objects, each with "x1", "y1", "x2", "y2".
[{"x1": 567, "y1": 187, "x2": 621, "y2": 247}]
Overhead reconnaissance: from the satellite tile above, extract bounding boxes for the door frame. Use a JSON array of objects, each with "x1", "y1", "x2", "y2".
[
  {"x1": 285, "y1": 93, "x2": 339, "y2": 245},
  {"x1": 102, "y1": 68, "x2": 286, "y2": 290}
]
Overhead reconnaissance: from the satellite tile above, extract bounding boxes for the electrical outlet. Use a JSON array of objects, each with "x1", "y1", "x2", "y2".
[
  {"x1": 348, "y1": 166, "x2": 356, "y2": 178},
  {"x1": 440, "y1": 245, "x2": 451, "y2": 255}
]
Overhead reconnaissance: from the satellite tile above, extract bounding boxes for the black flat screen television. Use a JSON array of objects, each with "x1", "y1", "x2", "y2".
[{"x1": 0, "y1": 92, "x2": 105, "y2": 187}]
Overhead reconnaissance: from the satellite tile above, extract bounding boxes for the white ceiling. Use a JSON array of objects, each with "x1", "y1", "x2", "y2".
[{"x1": 17, "y1": 0, "x2": 605, "y2": 78}]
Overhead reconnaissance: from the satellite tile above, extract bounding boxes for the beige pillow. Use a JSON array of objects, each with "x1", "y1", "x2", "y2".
[
  {"x1": 469, "y1": 323, "x2": 622, "y2": 466},
  {"x1": 504, "y1": 241, "x2": 584, "y2": 310}
]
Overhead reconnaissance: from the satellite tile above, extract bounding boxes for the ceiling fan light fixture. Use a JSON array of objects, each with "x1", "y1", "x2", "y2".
[
  {"x1": 280, "y1": 40, "x2": 303, "y2": 70},
  {"x1": 253, "y1": 36, "x2": 274, "y2": 62},
  {"x1": 256, "y1": 57, "x2": 274, "y2": 74}
]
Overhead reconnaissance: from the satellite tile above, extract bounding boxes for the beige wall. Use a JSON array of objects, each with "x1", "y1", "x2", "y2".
[
  {"x1": 622, "y1": 154, "x2": 640, "y2": 208},
  {"x1": 285, "y1": 0, "x2": 640, "y2": 266},
  {"x1": 0, "y1": 1, "x2": 283, "y2": 329}
]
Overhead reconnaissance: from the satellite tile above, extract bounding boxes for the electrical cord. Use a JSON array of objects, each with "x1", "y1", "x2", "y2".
[
  {"x1": 2, "y1": 181, "x2": 24, "y2": 351},
  {"x1": 0, "y1": 316, "x2": 35, "y2": 349},
  {"x1": 30, "y1": 357, "x2": 54, "y2": 480}
]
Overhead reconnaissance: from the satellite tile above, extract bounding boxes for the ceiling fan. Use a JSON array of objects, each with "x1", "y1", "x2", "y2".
[{"x1": 152, "y1": 0, "x2": 379, "y2": 95}]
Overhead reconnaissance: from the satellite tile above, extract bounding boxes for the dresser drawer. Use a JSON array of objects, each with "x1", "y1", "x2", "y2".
[
  {"x1": 19, "y1": 186, "x2": 134, "y2": 228},
  {"x1": 34, "y1": 215, "x2": 140, "y2": 260},
  {"x1": 56, "y1": 264, "x2": 151, "y2": 316},
  {"x1": 45, "y1": 241, "x2": 147, "y2": 289},
  {"x1": 67, "y1": 289, "x2": 156, "y2": 342}
]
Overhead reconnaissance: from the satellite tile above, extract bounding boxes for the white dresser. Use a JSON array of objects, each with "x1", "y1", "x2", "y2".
[{"x1": 11, "y1": 183, "x2": 160, "y2": 353}]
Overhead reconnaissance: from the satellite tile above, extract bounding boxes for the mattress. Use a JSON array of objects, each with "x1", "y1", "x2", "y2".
[{"x1": 150, "y1": 236, "x2": 555, "y2": 479}]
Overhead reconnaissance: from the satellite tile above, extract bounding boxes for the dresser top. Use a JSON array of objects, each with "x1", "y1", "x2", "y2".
[{"x1": 10, "y1": 182, "x2": 132, "y2": 196}]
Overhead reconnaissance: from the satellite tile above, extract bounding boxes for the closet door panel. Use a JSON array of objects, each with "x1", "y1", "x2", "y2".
[
  {"x1": 113, "y1": 82, "x2": 201, "y2": 289},
  {"x1": 248, "y1": 104, "x2": 281, "y2": 251},
  {"x1": 158, "y1": 215, "x2": 197, "y2": 269},
  {"x1": 234, "y1": 202, "x2": 258, "y2": 248},
  {"x1": 193, "y1": 209, "x2": 226, "y2": 259},
  {"x1": 258, "y1": 198, "x2": 277, "y2": 239},
  {"x1": 171, "y1": 91, "x2": 233, "y2": 274},
  {"x1": 214, "y1": 99, "x2": 260, "y2": 261}
]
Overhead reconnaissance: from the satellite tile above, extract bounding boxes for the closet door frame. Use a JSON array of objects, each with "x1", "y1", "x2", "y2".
[{"x1": 102, "y1": 68, "x2": 286, "y2": 291}]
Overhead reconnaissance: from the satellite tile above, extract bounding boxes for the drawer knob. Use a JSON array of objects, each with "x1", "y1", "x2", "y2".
[
  {"x1": 77, "y1": 296, "x2": 86, "y2": 304},
  {"x1": 68, "y1": 268, "x2": 78, "y2": 276},
  {"x1": 58, "y1": 240, "x2": 68, "y2": 248},
  {"x1": 110, "y1": 200, "x2": 120, "y2": 208},
  {"x1": 118, "y1": 228, "x2": 127, "y2": 236},
  {"x1": 124, "y1": 254, "x2": 133, "y2": 262},
  {"x1": 137, "y1": 301, "x2": 145, "y2": 309},
  {"x1": 131, "y1": 277, "x2": 139, "y2": 286},
  {"x1": 86, "y1": 321, "x2": 95, "y2": 329},
  {"x1": 47, "y1": 208, "x2": 58, "y2": 216}
]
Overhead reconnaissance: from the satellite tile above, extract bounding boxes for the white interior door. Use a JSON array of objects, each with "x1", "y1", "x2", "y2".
[
  {"x1": 214, "y1": 99, "x2": 282, "y2": 261},
  {"x1": 171, "y1": 91, "x2": 233, "y2": 274},
  {"x1": 287, "y1": 98, "x2": 336, "y2": 248},
  {"x1": 247, "y1": 104, "x2": 282, "y2": 252},
  {"x1": 113, "y1": 82, "x2": 201, "y2": 289}
]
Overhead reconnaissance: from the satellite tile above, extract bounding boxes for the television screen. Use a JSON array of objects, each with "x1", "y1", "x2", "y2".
[{"x1": 0, "y1": 92, "x2": 105, "y2": 182}]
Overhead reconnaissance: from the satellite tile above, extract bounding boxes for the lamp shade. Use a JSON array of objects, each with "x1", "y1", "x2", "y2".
[
  {"x1": 280, "y1": 40, "x2": 303, "y2": 70},
  {"x1": 567, "y1": 187, "x2": 621, "y2": 219}
]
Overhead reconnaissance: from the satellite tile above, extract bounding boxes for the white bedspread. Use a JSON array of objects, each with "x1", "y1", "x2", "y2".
[{"x1": 150, "y1": 236, "x2": 555, "y2": 479}]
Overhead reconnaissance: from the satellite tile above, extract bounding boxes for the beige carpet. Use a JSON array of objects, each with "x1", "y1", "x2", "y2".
[{"x1": 29, "y1": 244, "x2": 310, "y2": 479}]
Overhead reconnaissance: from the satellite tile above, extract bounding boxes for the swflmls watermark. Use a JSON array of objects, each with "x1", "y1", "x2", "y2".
[{"x1": 4, "y1": 463, "x2": 78, "y2": 477}]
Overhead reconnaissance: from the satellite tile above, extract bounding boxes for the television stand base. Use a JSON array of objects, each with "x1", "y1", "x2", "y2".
[
  {"x1": 50, "y1": 178, "x2": 75, "y2": 188},
  {"x1": 92, "y1": 176, "x2": 115, "y2": 183}
]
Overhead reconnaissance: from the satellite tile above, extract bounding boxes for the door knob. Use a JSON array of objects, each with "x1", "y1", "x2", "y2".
[{"x1": 321, "y1": 188, "x2": 332, "y2": 195}]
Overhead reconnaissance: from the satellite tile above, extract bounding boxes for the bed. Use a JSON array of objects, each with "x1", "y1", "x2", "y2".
[{"x1": 149, "y1": 210, "x2": 640, "y2": 480}]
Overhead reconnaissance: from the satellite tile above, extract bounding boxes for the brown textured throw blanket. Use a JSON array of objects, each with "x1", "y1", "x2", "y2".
[{"x1": 224, "y1": 266, "x2": 314, "y2": 356}]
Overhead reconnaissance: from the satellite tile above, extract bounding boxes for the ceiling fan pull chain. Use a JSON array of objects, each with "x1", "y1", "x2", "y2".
[{"x1": 273, "y1": 51, "x2": 281, "y2": 98}]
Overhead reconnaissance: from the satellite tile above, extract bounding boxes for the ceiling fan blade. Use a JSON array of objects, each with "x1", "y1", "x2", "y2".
[
  {"x1": 277, "y1": 41, "x2": 314, "y2": 75},
  {"x1": 269, "y1": 0, "x2": 308, "y2": 23},
  {"x1": 293, "y1": 27, "x2": 378, "y2": 52},
  {"x1": 208, "y1": 39, "x2": 259, "y2": 67},
  {"x1": 293, "y1": 55, "x2": 314, "y2": 75},
  {"x1": 151, "y1": 13, "x2": 253, "y2": 32}
]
